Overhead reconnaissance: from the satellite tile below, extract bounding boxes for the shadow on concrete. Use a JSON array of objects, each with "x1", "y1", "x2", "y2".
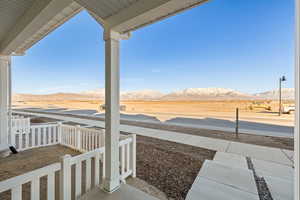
[
  {"x1": 60, "y1": 109, "x2": 98, "y2": 115},
  {"x1": 94, "y1": 113, "x2": 161, "y2": 123},
  {"x1": 165, "y1": 117, "x2": 294, "y2": 135}
]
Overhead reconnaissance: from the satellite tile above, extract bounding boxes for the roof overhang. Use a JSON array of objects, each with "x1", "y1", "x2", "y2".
[{"x1": 0, "y1": 0, "x2": 209, "y2": 55}]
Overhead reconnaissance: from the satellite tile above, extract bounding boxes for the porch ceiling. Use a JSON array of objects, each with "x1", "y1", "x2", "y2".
[
  {"x1": 0, "y1": 0, "x2": 208, "y2": 55},
  {"x1": 0, "y1": 0, "x2": 36, "y2": 43}
]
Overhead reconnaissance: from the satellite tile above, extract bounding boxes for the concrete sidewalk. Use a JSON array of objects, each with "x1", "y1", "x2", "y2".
[
  {"x1": 186, "y1": 152, "x2": 294, "y2": 200},
  {"x1": 120, "y1": 124, "x2": 294, "y2": 166},
  {"x1": 14, "y1": 110, "x2": 294, "y2": 166}
]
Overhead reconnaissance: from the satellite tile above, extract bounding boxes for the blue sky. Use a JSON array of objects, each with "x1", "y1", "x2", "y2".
[{"x1": 12, "y1": 0, "x2": 294, "y2": 94}]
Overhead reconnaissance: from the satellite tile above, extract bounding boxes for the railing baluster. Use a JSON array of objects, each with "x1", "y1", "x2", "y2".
[
  {"x1": 47, "y1": 173, "x2": 55, "y2": 200},
  {"x1": 43, "y1": 127, "x2": 46, "y2": 145},
  {"x1": 31, "y1": 128, "x2": 35, "y2": 147},
  {"x1": 73, "y1": 128, "x2": 76, "y2": 147},
  {"x1": 31, "y1": 177, "x2": 40, "y2": 200},
  {"x1": 126, "y1": 143, "x2": 130, "y2": 173},
  {"x1": 89, "y1": 132, "x2": 92, "y2": 151},
  {"x1": 37, "y1": 127, "x2": 41, "y2": 146},
  {"x1": 86, "y1": 158, "x2": 91, "y2": 191},
  {"x1": 60, "y1": 155, "x2": 71, "y2": 200},
  {"x1": 95, "y1": 152, "x2": 100, "y2": 186},
  {"x1": 11, "y1": 185, "x2": 22, "y2": 200},
  {"x1": 18, "y1": 131, "x2": 22, "y2": 150},
  {"x1": 25, "y1": 130, "x2": 29, "y2": 149},
  {"x1": 75, "y1": 161, "x2": 82, "y2": 198},
  {"x1": 53, "y1": 126, "x2": 57, "y2": 143},
  {"x1": 102, "y1": 151, "x2": 106, "y2": 179},
  {"x1": 47, "y1": 127, "x2": 50, "y2": 144},
  {"x1": 91, "y1": 132, "x2": 93, "y2": 150},
  {"x1": 11, "y1": 128, "x2": 16, "y2": 147},
  {"x1": 121, "y1": 145, "x2": 125, "y2": 178},
  {"x1": 85, "y1": 133, "x2": 88, "y2": 151},
  {"x1": 58, "y1": 122, "x2": 62, "y2": 144},
  {"x1": 131, "y1": 134, "x2": 137, "y2": 177}
]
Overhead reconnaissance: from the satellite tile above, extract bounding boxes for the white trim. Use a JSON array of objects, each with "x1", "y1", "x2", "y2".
[
  {"x1": 8, "y1": 58, "x2": 12, "y2": 145},
  {"x1": 295, "y1": 0, "x2": 299, "y2": 199},
  {"x1": 103, "y1": 29, "x2": 121, "y2": 192},
  {"x1": 0, "y1": 0, "x2": 82, "y2": 55},
  {"x1": 0, "y1": 56, "x2": 10, "y2": 146}
]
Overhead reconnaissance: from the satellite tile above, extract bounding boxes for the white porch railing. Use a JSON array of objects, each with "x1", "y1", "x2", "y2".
[
  {"x1": 61, "y1": 135, "x2": 136, "y2": 199},
  {"x1": 0, "y1": 122, "x2": 136, "y2": 200},
  {"x1": 11, "y1": 122, "x2": 106, "y2": 152},
  {"x1": 60, "y1": 124, "x2": 105, "y2": 152},
  {"x1": 12, "y1": 123, "x2": 59, "y2": 151},
  {"x1": 11, "y1": 116, "x2": 30, "y2": 133},
  {"x1": 0, "y1": 162, "x2": 61, "y2": 200}
]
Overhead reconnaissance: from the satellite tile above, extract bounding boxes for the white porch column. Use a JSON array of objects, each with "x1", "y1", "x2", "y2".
[
  {"x1": 295, "y1": 0, "x2": 299, "y2": 199},
  {"x1": 0, "y1": 56, "x2": 10, "y2": 146},
  {"x1": 102, "y1": 30, "x2": 121, "y2": 192}
]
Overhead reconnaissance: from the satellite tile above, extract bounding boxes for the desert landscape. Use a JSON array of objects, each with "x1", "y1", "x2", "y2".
[{"x1": 13, "y1": 88, "x2": 295, "y2": 127}]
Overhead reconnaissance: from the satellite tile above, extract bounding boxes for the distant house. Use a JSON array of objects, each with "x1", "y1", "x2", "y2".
[{"x1": 99, "y1": 104, "x2": 126, "y2": 111}]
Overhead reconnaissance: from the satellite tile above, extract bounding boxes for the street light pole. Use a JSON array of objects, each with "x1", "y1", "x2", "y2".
[
  {"x1": 279, "y1": 78, "x2": 282, "y2": 116},
  {"x1": 279, "y1": 76, "x2": 286, "y2": 116}
]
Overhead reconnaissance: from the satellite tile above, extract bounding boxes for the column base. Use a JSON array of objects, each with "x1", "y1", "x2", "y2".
[
  {"x1": 102, "y1": 178, "x2": 121, "y2": 193},
  {"x1": 0, "y1": 144, "x2": 10, "y2": 158}
]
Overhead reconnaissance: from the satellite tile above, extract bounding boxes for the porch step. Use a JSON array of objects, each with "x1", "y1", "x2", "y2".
[
  {"x1": 186, "y1": 177, "x2": 259, "y2": 200},
  {"x1": 213, "y1": 151, "x2": 248, "y2": 169},
  {"x1": 186, "y1": 160, "x2": 259, "y2": 200},
  {"x1": 264, "y1": 175, "x2": 294, "y2": 200},
  {"x1": 214, "y1": 152, "x2": 294, "y2": 181},
  {"x1": 252, "y1": 158, "x2": 294, "y2": 181},
  {"x1": 186, "y1": 152, "x2": 295, "y2": 200}
]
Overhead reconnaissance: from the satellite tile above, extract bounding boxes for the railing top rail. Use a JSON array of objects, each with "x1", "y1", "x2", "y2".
[
  {"x1": 61, "y1": 124, "x2": 104, "y2": 133},
  {"x1": 119, "y1": 137, "x2": 133, "y2": 146},
  {"x1": 69, "y1": 147, "x2": 105, "y2": 165},
  {"x1": 78, "y1": 126, "x2": 104, "y2": 133},
  {"x1": 61, "y1": 124, "x2": 76, "y2": 129},
  {"x1": 30, "y1": 124, "x2": 58, "y2": 128},
  {"x1": 0, "y1": 163, "x2": 61, "y2": 193}
]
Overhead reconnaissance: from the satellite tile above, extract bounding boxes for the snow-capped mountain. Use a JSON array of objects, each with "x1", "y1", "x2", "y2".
[
  {"x1": 121, "y1": 90, "x2": 164, "y2": 100},
  {"x1": 254, "y1": 88, "x2": 294, "y2": 100},
  {"x1": 81, "y1": 89, "x2": 164, "y2": 100},
  {"x1": 13, "y1": 88, "x2": 295, "y2": 101},
  {"x1": 162, "y1": 88, "x2": 253, "y2": 100}
]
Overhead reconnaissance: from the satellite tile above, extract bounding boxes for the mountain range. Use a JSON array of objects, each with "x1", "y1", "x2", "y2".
[{"x1": 13, "y1": 88, "x2": 295, "y2": 101}]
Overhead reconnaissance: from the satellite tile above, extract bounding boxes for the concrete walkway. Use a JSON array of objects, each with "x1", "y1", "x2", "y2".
[
  {"x1": 186, "y1": 152, "x2": 294, "y2": 200},
  {"x1": 14, "y1": 110, "x2": 294, "y2": 166},
  {"x1": 120, "y1": 124, "x2": 294, "y2": 166}
]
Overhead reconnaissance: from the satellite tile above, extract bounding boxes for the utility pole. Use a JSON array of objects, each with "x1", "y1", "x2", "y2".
[
  {"x1": 279, "y1": 76, "x2": 286, "y2": 116},
  {"x1": 235, "y1": 108, "x2": 239, "y2": 138}
]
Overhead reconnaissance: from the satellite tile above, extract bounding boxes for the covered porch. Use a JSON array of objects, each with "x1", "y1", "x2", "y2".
[{"x1": 0, "y1": 0, "x2": 213, "y2": 199}]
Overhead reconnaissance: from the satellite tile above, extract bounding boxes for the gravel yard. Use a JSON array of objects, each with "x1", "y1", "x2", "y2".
[{"x1": 134, "y1": 135, "x2": 216, "y2": 200}]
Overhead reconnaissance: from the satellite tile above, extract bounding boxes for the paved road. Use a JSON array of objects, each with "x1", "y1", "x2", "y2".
[{"x1": 15, "y1": 108, "x2": 294, "y2": 138}]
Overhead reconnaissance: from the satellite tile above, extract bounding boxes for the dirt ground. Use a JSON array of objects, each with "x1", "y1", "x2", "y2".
[
  {"x1": 0, "y1": 145, "x2": 80, "y2": 182},
  {"x1": 124, "y1": 120, "x2": 294, "y2": 150},
  {"x1": 14, "y1": 99, "x2": 294, "y2": 126},
  {"x1": 0, "y1": 145, "x2": 80, "y2": 200}
]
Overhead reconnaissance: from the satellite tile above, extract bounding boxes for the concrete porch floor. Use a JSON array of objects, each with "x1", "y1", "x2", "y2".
[{"x1": 80, "y1": 184, "x2": 159, "y2": 200}]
